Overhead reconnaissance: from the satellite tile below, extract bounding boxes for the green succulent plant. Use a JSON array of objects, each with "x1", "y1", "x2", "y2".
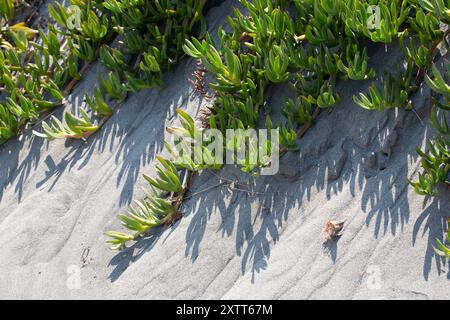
[
  {"x1": 105, "y1": 192, "x2": 178, "y2": 250},
  {"x1": 434, "y1": 218, "x2": 450, "y2": 258},
  {"x1": 410, "y1": 61, "x2": 449, "y2": 196},
  {"x1": 342, "y1": 0, "x2": 410, "y2": 43},
  {"x1": 0, "y1": 102, "x2": 18, "y2": 142},
  {"x1": 279, "y1": 122, "x2": 299, "y2": 151},
  {"x1": 5, "y1": 91, "x2": 39, "y2": 122},
  {"x1": 0, "y1": 0, "x2": 447, "y2": 261},
  {"x1": 316, "y1": 83, "x2": 341, "y2": 109},
  {"x1": 81, "y1": 10, "x2": 109, "y2": 42},
  {"x1": 85, "y1": 87, "x2": 113, "y2": 118},
  {"x1": 48, "y1": 2, "x2": 75, "y2": 30},
  {"x1": 409, "y1": 137, "x2": 449, "y2": 195},
  {"x1": 335, "y1": 44, "x2": 376, "y2": 80},
  {"x1": 105, "y1": 153, "x2": 190, "y2": 249},
  {"x1": 408, "y1": 7, "x2": 443, "y2": 42},
  {"x1": 417, "y1": 0, "x2": 450, "y2": 24},
  {"x1": 0, "y1": 2, "x2": 96, "y2": 144},
  {"x1": 400, "y1": 33, "x2": 432, "y2": 69},
  {"x1": 67, "y1": 36, "x2": 96, "y2": 62},
  {"x1": 165, "y1": 109, "x2": 224, "y2": 171},
  {"x1": 311, "y1": 46, "x2": 339, "y2": 76},
  {"x1": 100, "y1": 45, "x2": 129, "y2": 75},
  {"x1": 100, "y1": 71, "x2": 127, "y2": 102},
  {"x1": 0, "y1": 0, "x2": 16, "y2": 21},
  {"x1": 139, "y1": 48, "x2": 161, "y2": 74},
  {"x1": 265, "y1": 45, "x2": 289, "y2": 83},
  {"x1": 304, "y1": 0, "x2": 341, "y2": 46},
  {"x1": 282, "y1": 97, "x2": 315, "y2": 126}
]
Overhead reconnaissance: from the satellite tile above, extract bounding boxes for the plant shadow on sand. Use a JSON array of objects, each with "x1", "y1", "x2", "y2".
[
  {"x1": 0, "y1": 10, "x2": 447, "y2": 287},
  {"x1": 107, "y1": 56, "x2": 449, "y2": 284}
]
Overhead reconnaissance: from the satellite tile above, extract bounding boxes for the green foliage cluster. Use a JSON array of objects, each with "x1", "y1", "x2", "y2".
[
  {"x1": 106, "y1": 155, "x2": 183, "y2": 250},
  {"x1": 48, "y1": 0, "x2": 206, "y2": 99},
  {"x1": 0, "y1": 9, "x2": 69, "y2": 142},
  {"x1": 33, "y1": 88, "x2": 112, "y2": 140},
  {"x1": 0, "y1": 0, "x2": 16, "y2": 21},
  {"x1": 409, "y1": 63, "x2": 450, "y2": 195}
]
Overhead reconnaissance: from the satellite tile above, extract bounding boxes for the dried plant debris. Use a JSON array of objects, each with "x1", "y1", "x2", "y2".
[
  {"x1": 190, "y1": 64, "x2": 209, "y2": 97},
  {"x1": 324, "y1": 220, "x2": 345, "y2": 241}
]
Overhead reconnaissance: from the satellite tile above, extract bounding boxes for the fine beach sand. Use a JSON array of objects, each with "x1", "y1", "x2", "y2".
[{"x1": 0, "y1": 0, "x2": 449, "y2": 299}]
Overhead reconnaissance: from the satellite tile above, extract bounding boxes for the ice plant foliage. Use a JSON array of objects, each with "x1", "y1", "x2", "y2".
[
  {"x1": 0, "y1": 0, "x2": 206, "y2": 143},
  {"x1": 353, "y1": 62, "x2": 415, "y2": 111},
  {"x1": 33, "y1": 108, "x2": 99, "y2": 141},
  {"x1": 183, "y1": 0, "x2": 439, "y2": 136},
  {"x1": 434, "y1": 218, "x2": 450, "y2": 258},
  {"x1": 409, "y1": 62, "x2": 450, "y2": 196},
  {"x1": 105, "y1": 157, "x2": 183, "y2": 250},
  {"x1": 105, "y1": 115, "x2": 192, "y2": 249},
  {"x1": 0, "y1": 0, "x2": 15, "y2": 20},
  {"x1": 0, "y1": 1, "x2": 114, "y2": 143}
]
